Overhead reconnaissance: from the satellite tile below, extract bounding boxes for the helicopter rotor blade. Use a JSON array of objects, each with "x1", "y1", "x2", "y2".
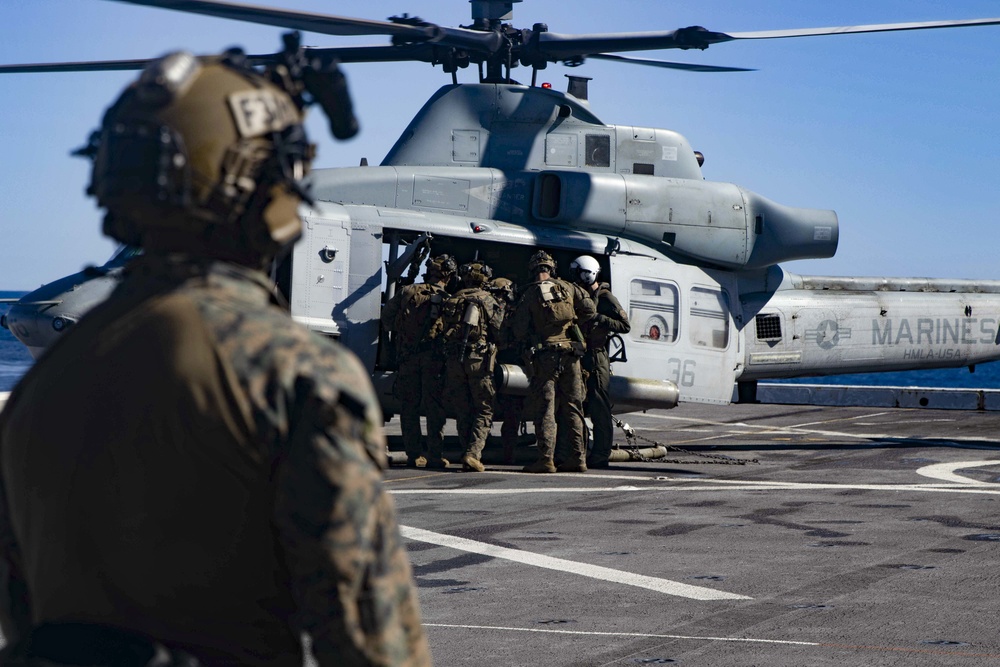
[
  {"x1": 0, "y1": 43, "x2": 441, "y2": 75},
  {"x1": 0, "y1": 59, "x2": 157, "y2": 74},
  {"x1": 536, "y1": 28, "x2": 735, "y2": 58},
  {"x1": 5, "y1": 5, "x2": 1000, "y2": 77},
  {"x1": 108, "y1": 0, "x2": 437, "y2": 38},
  {"x1": 728, "y1": 17, "x2": 1000, "y2": 41},
  {"x1": 107, "y1": 0, "x2": 502, "y2": 52},
  {"x1": 587, "y1": 53, "x2": 753, "y2": 73}
]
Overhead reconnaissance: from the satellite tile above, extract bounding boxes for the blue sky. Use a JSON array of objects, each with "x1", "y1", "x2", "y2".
[{"x1": 2, "y1": 0, "x2": 999, "y2": 290}]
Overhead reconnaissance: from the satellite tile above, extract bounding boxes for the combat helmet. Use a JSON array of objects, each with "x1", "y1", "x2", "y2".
[
  {"x1": 425, "y1": 254, "x2": 457, "y2": 281},
  {"x1": 527, "y1": 250, "x2": 556, "y2": 274},
  {"x1": 458, "y1": 261, "x2": 493, "y2": 287},
  {"x1": 77, "y1": 38, "x2": 355, "y2": 267},
  {"x1": 488, "y1": 277, "x2": 516, "y2": 304}
]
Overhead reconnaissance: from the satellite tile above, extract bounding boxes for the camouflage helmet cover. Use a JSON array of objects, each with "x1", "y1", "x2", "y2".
[
  {"x1": 83, "y1": 50, "x2": 315, "y2": 264},
  {"x1": 458, "y1": 261, "x2": 493, "y2": 287},
  {"x1": 425, "y1": 254, "x2": 457, "y2": 280},
  {"x1": 527, "y1": 250, "x2": 556, "y2": 273},
  {"x1": 487, "y1": 277, "x2": 516, "y2": 304}
]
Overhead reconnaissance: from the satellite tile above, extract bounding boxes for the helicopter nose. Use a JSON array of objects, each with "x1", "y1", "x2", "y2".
[{"x1": 3, "y1": 301, "x2": 69, "y2": 360}]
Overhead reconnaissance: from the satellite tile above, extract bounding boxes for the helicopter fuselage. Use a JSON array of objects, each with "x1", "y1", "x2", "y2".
[{"x1": 7, "y1": 83, "x2": 1000, "y2": 412}]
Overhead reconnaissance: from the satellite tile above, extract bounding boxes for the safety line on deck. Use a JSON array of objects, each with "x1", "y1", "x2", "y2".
[{"x1": 399, "y1": 525, "x2": 749, "y2": 601}]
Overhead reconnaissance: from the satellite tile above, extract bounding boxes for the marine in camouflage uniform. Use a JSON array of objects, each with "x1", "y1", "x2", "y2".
[
  {"x1": 442, "y1": 262, "x2": 504, "y2": 472},
  {"x1": 0, "y1": 52, "x2": 430, "y2": 666},
  {"x1": 511, "y1": 251, "x2": 596, "y2": 473},
  {"x1": 380, "y1": 254, "x2": 455, "y2": 469},
  {"x1": 487, "y1": 277, "x2": 523, "y2": 464},
  {"x1": 570, "y1": 255, "x2": 632, "y2": 469}
]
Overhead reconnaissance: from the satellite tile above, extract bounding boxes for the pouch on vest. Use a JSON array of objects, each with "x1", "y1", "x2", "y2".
[{"x1": 534, "y1": 280, "x2": 576, "y2": 338}]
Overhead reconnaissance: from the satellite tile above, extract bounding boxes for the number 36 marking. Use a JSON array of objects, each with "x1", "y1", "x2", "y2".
[{"x1": 666, "y1": 358, "x2": 696, "y2": 387}]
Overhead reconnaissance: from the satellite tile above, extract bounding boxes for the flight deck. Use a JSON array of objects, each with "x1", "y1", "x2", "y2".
[
  {"x1": 385, "y1": 401, "x2": 1000, "y2": 666},
  {"x1": 1, "y1": 393, "x2": 999, "y2": 665}
]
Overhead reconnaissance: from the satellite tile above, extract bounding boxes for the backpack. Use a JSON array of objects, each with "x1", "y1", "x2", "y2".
[
  {"x1": 531, "y1": 279, "x2": 577, "y2": 339},
  {"x1": 442, "y1": 289, "x2": 489, "y2": 346}
]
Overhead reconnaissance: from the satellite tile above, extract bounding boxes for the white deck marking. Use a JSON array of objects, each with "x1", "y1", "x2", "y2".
[
  {"x1": 423, "y1": 623, "x2": 813, "y2": 646},
  {"x1": 399, "y1": 525, "x2": 750, "y2": 601},
  {"x1": 915, "y1": 460, "x2": 1000, "y2": 485},
  {"x1": 393, "y1": 483, "x2": 1000, "y2": 496},
  {"x1": 637, "y1": 411, "x2": 1000, "y2": 445}
]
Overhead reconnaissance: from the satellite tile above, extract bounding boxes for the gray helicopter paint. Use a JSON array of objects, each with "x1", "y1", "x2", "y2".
[
  {"x1": 291, "y1": 202, "x2": 383, "y2": 372},
  {"x1": 2, "y1": 264, "x2": 125, "y2": 360},
  {"x1": 312, "y1": 87, "x2": 839, "y2": 271},
  {"x1": 382, "y1": 84, "x2": 703, "y2": 180},
  {"x1": 310, "y1": 164, "x2": 838, "y2": 270},
  {"x1": 738, "y1": 271, "x2": 1000, "y2": 381}
]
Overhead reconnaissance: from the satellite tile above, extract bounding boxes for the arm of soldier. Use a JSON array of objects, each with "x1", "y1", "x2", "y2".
[
  {"x1": 379, "y1": 290, "x2": 403, "y2": 332},
  {"x1": 599, "y1": 291, "x2": 632, "y2": 335},
  {"x1": 509, "y1": 294, "x2": 532, "y2": 343},
  {"x1": 572, "y1": 284, "x2": 597, "y2": 325},
  {"x1": 0, "y1": 468, "x2": 31, "y2": 648},
  {"x1": 485, "y1": 294, "x2": 504, "y2": 341},
  {"x1": 274, "y1": 380, "x2": 431, "y2": 667}
]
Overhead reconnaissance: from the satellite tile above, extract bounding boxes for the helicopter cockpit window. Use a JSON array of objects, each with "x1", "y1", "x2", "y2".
[
  {"x1": 585, "y1": 134, "x2": 611, "y2": 167},
  {"x1": 689, "y1": 287, "x2": 730, "y2": 349},
  {"x1": 628, "y1": 279, "x2": 678, "y2": 344}
]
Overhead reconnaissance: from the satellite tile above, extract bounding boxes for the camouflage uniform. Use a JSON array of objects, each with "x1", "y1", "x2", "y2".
[
  {"x1": 0, "y1": 256, "x2": 431, "y2": 666},
  {"x1": 582, "y1": 283, "x2": 632, "y2": 468},
  {"x1": 442, "y1": 264, "x2": 504, "y2": 471},
  {"x1": 487, "y1": 278, "x2": 523, "y2": 464},
  {"x1": 511, "y1": 253, "x2": 596, "y2": 473},
  {"x1": 380, "y1": 261, "x2": 454, "y2": 468}
]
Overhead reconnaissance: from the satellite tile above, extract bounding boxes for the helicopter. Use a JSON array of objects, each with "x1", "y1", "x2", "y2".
[{"x1": 3, "y1": 0, "x2": 1000, "y2": 417}]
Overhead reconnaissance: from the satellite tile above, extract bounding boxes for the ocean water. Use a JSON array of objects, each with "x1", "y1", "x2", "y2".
[{"x1": 2, "y1": 290, "x2": 1000, "y2": 393}]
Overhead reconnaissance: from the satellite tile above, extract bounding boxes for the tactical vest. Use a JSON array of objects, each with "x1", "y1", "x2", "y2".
[
  {"x1": 396, "y1": 283, "x2": 446, "y2": 345},
  {"x1": 530, "y1": 279, "x2": 576, "y2": 341}
]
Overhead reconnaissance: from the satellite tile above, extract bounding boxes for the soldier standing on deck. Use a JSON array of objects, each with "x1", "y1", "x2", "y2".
[
  {"x1": 0, "y1": 48, "x2": 430, "y2": 665},
  {"x1": 441, "y1": 262, "x2": 504, "y2": 472},
  {"x1": 570, "y1": 255, "x2": 632, "y2": 469},
  {"x1": 487, "y1": 277, "x2": 522, "y2": 464},
  {"x1": 511, "y1": 251, "x2": 596, "y2": 473},
  {"x1": 381, "y1": 253, "x2": 456, "y2": 469}
]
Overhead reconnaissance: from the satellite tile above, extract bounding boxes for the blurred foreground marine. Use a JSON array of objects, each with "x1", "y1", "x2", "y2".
[
  {"x1": 511, "y1": 251, "x2": 595, "y2": 473},
  {"x1": 0, "y1": 47, "x2": 430, "y2": 666},
  {"x1": 441, "y1": 262, "x2": 504, "y2": 472},
  {"x1": 381, "y1": 253, "x2": 456, "y2": 469},
  {"x1": 570, "y1": 255, "x2": 631, "y2": 469}
]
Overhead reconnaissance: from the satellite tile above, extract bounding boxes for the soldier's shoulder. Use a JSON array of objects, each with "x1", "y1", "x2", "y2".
[{"x1": 204, "y1": 293, "x2": 375, "y2": 402}]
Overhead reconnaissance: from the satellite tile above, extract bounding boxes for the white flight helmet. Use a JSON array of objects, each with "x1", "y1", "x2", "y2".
[{"x1": 570, "y1": 255, "x2": 600, "y2": 286}]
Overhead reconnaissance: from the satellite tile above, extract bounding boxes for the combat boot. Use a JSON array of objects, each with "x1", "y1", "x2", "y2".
[
  {"x1": 425, "y1": 457, "x2": 450, "y2": 470},
  {"x1": 556, "y1": 461, "x2": 587, "y2": 473},
  {"x1": 406, "y1": 455, "x2": 428, "y2": 468},
  {"x1": 462, "y1": 455, "x2": 486, "y2": 472},
  {"x1": 522, "y1": 458, "x2": 557, "y2": 474}
]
